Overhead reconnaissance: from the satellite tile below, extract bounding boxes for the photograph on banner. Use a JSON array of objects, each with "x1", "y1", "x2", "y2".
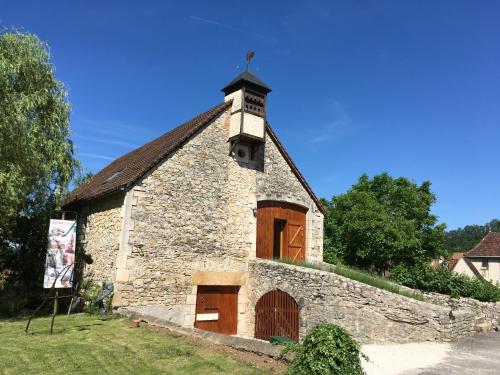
[{"x1": 43, "y1": 219, "x2": 76, "y2": 288}]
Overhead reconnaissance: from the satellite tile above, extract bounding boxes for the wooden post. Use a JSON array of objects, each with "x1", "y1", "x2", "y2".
[{"x1": 50, "y1": 290, "x2": 58, "y2": 335}]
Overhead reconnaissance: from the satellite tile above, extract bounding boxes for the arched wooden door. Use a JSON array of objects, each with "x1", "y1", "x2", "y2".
[{"x1": 255, "y1": 290, "x2": 299, "y2": 342}]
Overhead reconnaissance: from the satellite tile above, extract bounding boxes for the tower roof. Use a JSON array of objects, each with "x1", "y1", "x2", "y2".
[{"x1": 221, "y1": 70, "x2": 272, "y2": 95}]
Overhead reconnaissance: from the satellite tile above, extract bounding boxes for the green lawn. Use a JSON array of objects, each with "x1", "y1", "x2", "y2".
[{"x1": 0, "y1": 315, "x2": 266, "y2": 375}]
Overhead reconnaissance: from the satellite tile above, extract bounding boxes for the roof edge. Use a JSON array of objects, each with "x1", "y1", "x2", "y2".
[{"x1": 265, "y1": 122, "x2": 326, "y2": 215}]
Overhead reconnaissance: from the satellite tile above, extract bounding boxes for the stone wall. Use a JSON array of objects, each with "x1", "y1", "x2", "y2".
[
  {"x1": 248, "y1": 259, "x2": 476, "y2": 344},
  {"x1": 256, "y1": 132, "x2": 323, "y2": 263},
  {"x1": 421, "y1": 292, "x2": 500, "y2": 329},
  {"x1": 76, "y1": 192, "x2": 124, "y2": 283},
  {"x1": 112, "y1": 108, "x2": 324, "y2": 335}
]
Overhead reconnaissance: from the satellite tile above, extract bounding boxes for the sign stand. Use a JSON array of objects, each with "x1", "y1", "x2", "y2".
[{"x1": 25, "y1": 211, "x2": 79, "y2": 335}]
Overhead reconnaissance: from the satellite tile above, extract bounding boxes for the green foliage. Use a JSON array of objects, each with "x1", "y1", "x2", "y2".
[
  {"x1": 445, "y1": 219, "x2": 500, "y2": 254},
  {"x1": 79, "y1": 271, "x2": 113, "y2": 314},
  {"x1": 0, "y1": 30, "x2": 78, "y2": 309},
  {"x1": 276, "y1": 258, "x2": 424, "y2": 302},
  {"x1": 391, "y1": 263, "x2": 500, "y2": 302},
  {"x1": 285, "y1": 324, "x2": 365, "y2": 375},
  {"x1": 323, "y1": 173, "x2": 446, "y2": 273},
  {"x1": 332, "y1": 264, "x2": 424, "y2": 301},
  {"x1": 0, "y1": 30, "x2": 76, "y2": 231}
]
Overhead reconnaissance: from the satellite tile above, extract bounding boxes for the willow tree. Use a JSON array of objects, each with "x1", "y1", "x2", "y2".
[
  {"x1": 0, "y1": 30, "x2": 76, "y2": 234},
  {"x1": 0, "y1": 31, "x2": 77, "y2": 306}
]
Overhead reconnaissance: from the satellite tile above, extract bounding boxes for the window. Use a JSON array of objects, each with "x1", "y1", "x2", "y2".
[{"x1": 481, "y1": 259, "x2": 489, "y2": 270}]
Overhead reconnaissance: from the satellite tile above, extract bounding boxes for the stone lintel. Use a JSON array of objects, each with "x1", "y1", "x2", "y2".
[{"x1": 192, "y1": 271, "x2": 247, "y2": 286}]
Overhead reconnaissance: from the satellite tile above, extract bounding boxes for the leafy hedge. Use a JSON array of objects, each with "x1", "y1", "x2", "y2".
[
  {"x1": 390, "y1": 263, "x2": 500, "y2": 302},
  {"x1": 285, "y1": 324, "x2": 365, "y2": 375}
]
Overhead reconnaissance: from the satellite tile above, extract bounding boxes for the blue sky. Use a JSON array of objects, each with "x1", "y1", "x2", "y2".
[{"x1": 3, "y1": 1, "x2": 499, "y2": 229}]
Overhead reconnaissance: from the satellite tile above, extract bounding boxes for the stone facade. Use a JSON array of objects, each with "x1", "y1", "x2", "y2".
[
  {"x1": 88, "y1": 107, "x2": 325, "y2": 336},
  {"x1": 76, "y1": 192, "x2": 124, "y2": 283},
  {"x1": 248, "y1": 259, "x2": 478, "y2": 344}
]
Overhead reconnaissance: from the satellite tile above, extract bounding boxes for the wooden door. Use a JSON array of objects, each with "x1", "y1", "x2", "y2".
[
  {"x1": 284, "y1": 223, "x2": 305, "y2": 261},
  {"x1": 256, "y1": 201, "x2": 307, "y2": 260},
  {"x1": 255, "y1": 290, "x2": 299, "y2": 342},
  {"x1": 194, "y1": 286, "x2": 238, "y2": 335}
]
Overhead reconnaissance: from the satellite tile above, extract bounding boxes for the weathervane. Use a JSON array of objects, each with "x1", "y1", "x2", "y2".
[{"x1": 245, "y1": 51, "x2": 255, "y2": 71}]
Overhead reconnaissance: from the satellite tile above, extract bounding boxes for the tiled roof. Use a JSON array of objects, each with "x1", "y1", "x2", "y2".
[
  {"x1": 62, "y1": 101, "x2": 232, "y2": 207},
  {"x1": 63, "y1": 102, "x2": 325, "y2": 214},
  {"x1": 465, "y1": 232, "x2": 500, "y2": 257},
  {"x1": 221, "y1": 70, "x2": 271, "y2": 94}
]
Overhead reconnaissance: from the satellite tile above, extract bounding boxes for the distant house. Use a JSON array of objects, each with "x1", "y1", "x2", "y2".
[
  {"x1": 451, "y1": 232, "x2": 500, "y2": 285},
  {"x1": 447, "y1": 252, "x2": 464, "y2": 270}
]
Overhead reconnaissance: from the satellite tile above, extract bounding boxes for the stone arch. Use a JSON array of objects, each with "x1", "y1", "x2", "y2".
[{"x1": 255, "y1": 289, "x2": 299, "y2": 342}]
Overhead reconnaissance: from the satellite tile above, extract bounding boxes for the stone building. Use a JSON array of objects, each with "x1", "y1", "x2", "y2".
[
  {"x1": 452, "y1": 232, "x2": 500, "y2": 285},
  {"x1": 63, "y1": 71, "x2": 325, "y2": 340}
]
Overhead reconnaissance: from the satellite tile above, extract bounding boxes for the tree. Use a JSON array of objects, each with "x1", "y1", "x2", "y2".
[
  {"x1": 323, "y1": 173, "x2": 446, "y2": 273},
  {"x1": 0, "y1": 30, "x2": 76, "y2": 234},
  {"x1": 0, "y1": 30, "x2": 77, "y2": 312},
  {"x1": 445, "y1": 219, "x2": 500, "y2": 254}
]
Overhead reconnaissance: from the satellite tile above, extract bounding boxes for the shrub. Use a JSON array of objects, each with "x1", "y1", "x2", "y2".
[
  {"x1": 391, "y1": 263, "x2": 500, "y2": 302},
  {"x1": 284, "y1": 324, "x2": 365, "y2": 375},
  {"x1": 79, "y1": 272, "x2": 113, "y2": 315}
]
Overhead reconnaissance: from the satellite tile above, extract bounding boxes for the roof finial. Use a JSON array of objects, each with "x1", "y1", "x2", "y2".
[{"x1": 245, "y1": 51, "x2": 255, "y2": 72}]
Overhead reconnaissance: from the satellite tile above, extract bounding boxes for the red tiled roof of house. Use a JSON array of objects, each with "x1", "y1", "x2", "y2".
[
  {"x1": 465, "y1": 232, "x2": 500, "y2": 257},
  {"x1": 62, "y1": 102, "x2": 326, "y2": 214}
]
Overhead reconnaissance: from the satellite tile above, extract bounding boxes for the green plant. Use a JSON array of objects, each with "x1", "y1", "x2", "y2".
[
  {"x1": 284, "y1": 324, "x2": 365, "y2": 375},
  {"x1": 322, "y1": 173, "x2": 446, "y2": 273},
  {"x1": 275, "y1": 258, "x2": 424, "y2": 302},
  {"x1": 391, "y1": 263, "x2": 500, "y2": 302},
  {"x1": 79, "y1": 271, "x2": 113, "y2": 315}
]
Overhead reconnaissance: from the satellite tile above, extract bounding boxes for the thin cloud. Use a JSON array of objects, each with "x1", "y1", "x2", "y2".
[
  {"x1": 189, "y1": 15, "x2": 277, "y2": 43},
  {"x1": 78, "y1": 152, "x2": 116, "y2": 161},
  {"x1": 309, "y1": 99, "x2": 351, "y2": 143},
  {"x1": 72, "y1": 115, "x2": 159, "y2": 141},
  {"x1": 73, "y1": 133, "x2": 140, "y2": 148}
]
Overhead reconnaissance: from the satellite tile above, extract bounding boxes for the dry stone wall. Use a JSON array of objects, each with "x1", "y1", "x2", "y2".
[
  {"x1": 76, "y1": 193, "x2": 124, "y2": 283},
  {"x1": 248, "y1": 259, "x2": 476, "y2": 344}
]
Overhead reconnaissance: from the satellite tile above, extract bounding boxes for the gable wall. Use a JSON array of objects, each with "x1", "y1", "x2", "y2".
[
  {"x1": 110, "y1": 108, "x2": 323, "y2": 331},
  {"x1": 76, "y1": 192, "x2": 125, "y2": 283}
]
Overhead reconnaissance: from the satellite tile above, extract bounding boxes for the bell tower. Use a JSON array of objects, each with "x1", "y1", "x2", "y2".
[{"x1": 222, "y1": 66, "x2": 271, "y2": 154}]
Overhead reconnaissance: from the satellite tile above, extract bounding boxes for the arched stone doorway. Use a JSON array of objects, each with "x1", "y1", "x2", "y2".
[{"x1": 255, "y1": 289, "x2": 299, "y2": 342}]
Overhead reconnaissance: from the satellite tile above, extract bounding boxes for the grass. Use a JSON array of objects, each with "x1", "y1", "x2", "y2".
[
  {"x1": 275, "y1": 258, "x2": 424, "y2": 302},
  {"x1": 0, "y1": 315, "x2": 266, "y2": 375}
]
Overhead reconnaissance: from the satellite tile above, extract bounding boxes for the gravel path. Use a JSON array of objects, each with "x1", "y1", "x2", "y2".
[{"x1": 362, "y1": 332, "x2": 500, "y2": 375}]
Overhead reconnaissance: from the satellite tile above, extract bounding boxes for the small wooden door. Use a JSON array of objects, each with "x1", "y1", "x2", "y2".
[
  {"x1": 194, "y1": 286, "x2": 238, "y2": 335},
  {"x1": 284, "y1": 223, "x2": 305, "y2": 261}
]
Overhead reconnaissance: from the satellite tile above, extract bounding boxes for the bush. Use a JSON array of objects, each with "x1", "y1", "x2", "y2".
[
  {"x1": 391, "y1": 263, "x2": 500, "y2": 302},
  {"x1": 284, "y1": 324, "x2": 365, "y2": 375}
]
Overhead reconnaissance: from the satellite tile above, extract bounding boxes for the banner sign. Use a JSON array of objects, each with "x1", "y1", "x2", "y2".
[{"x1": 43, "y1": 219, "x2": 76, "y2": 288}]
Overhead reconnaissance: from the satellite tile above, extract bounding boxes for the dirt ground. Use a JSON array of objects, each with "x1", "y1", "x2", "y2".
[{"x1": 147, "y1": 324, "x2": 288, "y2": 374}]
